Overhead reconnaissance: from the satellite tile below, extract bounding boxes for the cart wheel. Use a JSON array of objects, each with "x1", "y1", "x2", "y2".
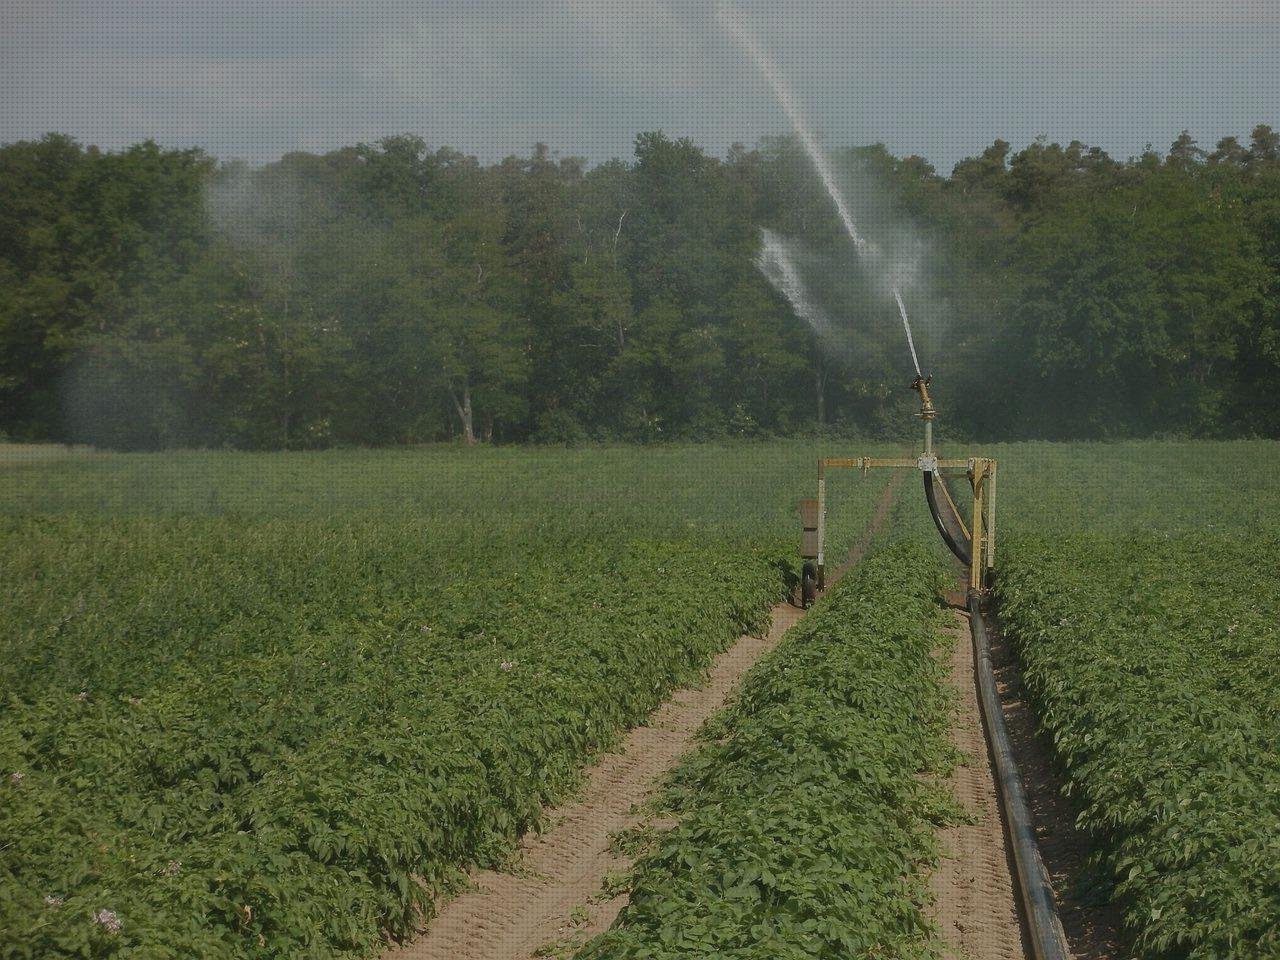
[{"x1": 801, "y1": 563, "x2": 818, "y2": 607}]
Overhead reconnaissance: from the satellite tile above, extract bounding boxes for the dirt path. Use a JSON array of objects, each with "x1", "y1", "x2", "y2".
[
  {"x1": 384, "y1": 475, "x2": 904, "y2": 960},
  {"x1": 930, "y1": 607, "x2": 1029, "y2": 960}
]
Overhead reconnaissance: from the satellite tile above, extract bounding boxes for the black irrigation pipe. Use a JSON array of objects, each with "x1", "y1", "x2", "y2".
[
  {"x1": 923, "y1": 470, "x2": 971, "y2": 567},
  {"x1": 968, "y1": 592, "x2": 1071, "y2": 960}
]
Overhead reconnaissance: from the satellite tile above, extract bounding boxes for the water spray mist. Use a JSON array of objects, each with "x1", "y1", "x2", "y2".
[
  {"x1": 717, "y1": 1, "x2": 923, "y2": 377},
  {"x1": 757, "y1": 228, "x2": 832, "y2": 338}
]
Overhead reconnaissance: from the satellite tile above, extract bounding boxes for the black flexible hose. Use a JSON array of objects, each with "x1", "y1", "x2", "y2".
[
  {"x1": 924, "y1": 470, "x2": 971, "y2": 566},
  {"x1": 968, "y1": 594, "x2": 1071, "y2": 960}
]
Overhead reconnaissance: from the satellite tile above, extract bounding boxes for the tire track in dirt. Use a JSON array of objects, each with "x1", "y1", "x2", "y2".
[
  {"x1": 383, "y1": 471, "x2": 905, "y2": 960},
  {"x1": 930, "y1": 607, "x2": 1029, "y2": 960}
]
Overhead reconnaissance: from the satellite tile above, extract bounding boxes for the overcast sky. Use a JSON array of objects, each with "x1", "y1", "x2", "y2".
[{"x1": 3, "y1": 0, "x2": 1277, "y2": 172}]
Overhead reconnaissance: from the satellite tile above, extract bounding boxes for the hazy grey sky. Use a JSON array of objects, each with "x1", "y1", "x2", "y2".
[{"x1": 3, "y1": 0, "x2": 1277, "y2": 172}]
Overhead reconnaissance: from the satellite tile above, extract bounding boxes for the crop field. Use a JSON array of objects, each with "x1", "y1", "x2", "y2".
[
  {"x1": 1, "y1": 442, "x2": 895, "y2": 958},
  {"x1": 3, "y1": 439, "x2": 1279, "y2": 959}
]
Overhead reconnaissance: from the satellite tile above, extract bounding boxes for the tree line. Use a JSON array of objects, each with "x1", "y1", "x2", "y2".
[{"x1": 1, "y1": 124, "x2": 1277, "y2": 448}]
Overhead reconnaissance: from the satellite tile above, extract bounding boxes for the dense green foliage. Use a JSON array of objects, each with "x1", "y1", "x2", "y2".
[
  {"x1": 578, "y1": 542, "x2": 956, "y2": 960},
  {"x1": 996, "y1": 535, "x2": 1280, "y2": 959},
  {"x1": 3, "y1": 125, "x2": 1279, "y2": 447}
]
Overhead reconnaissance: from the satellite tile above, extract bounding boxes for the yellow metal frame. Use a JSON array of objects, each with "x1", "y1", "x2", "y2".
[{"x1": 811, "y1": 455, "x2": 998, "y2": 594}]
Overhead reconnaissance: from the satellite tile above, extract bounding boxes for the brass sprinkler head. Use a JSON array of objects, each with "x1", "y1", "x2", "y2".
[{"x1": 911, "y1": 375, "x2": 936, "y2": 421}]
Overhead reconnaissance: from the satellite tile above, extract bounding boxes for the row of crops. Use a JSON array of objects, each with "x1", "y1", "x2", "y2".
[
  {"x1": 579, "y1": 542, "x2": 957, "y2": 959},
  {"x1": 997, "y1": 533, "x2": 1280, "y2": 960}
]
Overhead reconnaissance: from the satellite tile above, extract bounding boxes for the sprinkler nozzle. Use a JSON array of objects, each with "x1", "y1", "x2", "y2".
[
  {"x1": 911, "y1": 375, "x2": 936, "y2": 458},
  {"x1": 911, "y1": 375, "x2": 936, "y2": 421}
]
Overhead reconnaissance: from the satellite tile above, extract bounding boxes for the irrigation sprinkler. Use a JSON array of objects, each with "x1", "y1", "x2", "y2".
[{"x1": 798, "y1": 376, "x2": 998, "y2": 606}]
